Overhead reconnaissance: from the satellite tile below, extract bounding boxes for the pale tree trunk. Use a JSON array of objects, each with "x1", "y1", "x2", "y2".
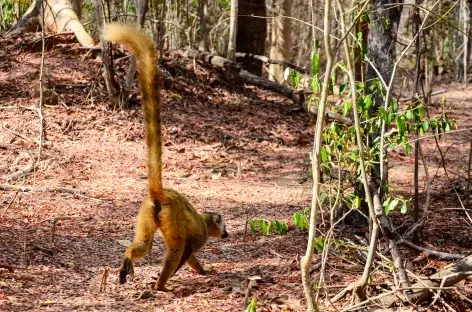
[
  {"x1": 7, "y1": 0, "x2": 94, "y2": 48},
  {"x1": 198, "y1": 0, "x2": 209, "y2": 52},
  {"x1": 227, "y1": 0, "x2": 238, "y2": 60},
  {"x1": 119, "y1": 0, "x2": 149, "y2": 109},
  {"x1": 236, "y1": 0, "x2": 267, "y2": 75},
  {"x1": 456, "y1": 0, "x2": 472, "y2": 81},
  {"x1": 268, "y1": 0, "x2": 293, "y2": 82},
  {"x1": 167, "y1": 1, "x2": 183, "y2": 49}
]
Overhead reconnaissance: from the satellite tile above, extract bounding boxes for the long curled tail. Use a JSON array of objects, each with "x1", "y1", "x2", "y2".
[{"x1": 103, "y1": 23, "x2": 167, "y2": 204}]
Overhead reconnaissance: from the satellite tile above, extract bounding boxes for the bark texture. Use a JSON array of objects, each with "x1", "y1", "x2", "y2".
[
  {"x1": 7, "y1": 0, "x2": 94, "y2": 48},
  {"x1": 236, "y1": 0, "x2": 267, "y2": 76},
  {"x1": 268, "y1": 0, "x2": 293, "y2": 82}
]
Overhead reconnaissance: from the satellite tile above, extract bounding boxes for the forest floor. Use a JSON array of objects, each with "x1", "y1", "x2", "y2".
[{"x1": 0, "y1": 34, "x2": 471, "y2": 312}]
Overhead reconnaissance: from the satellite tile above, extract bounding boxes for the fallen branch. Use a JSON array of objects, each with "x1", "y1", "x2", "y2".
[
  {"x1": 235, "y1": 52, "x2": 309, "y2": 74},
  {"x1": 379, "y1": 254, "x2": 472, "y2": 306},
  {"x1": 6, "y1": 154, "x2": 36, "y2": 182},
  {"x1": 2, "y1": 124, "x2": 39, "y2": 144},
  {"x1": 32, "y1": 244, "x2": 55, "y2": 256},
  {"x1": 398, "y1": 239, "x2": 465, "y2": 260},
  {"x1": 185, "y1": 49, "x2": 241, "y2": 72},
  {"x1": 398, "y1": 89, "x2": 447, "y2": 102},
  {"x1": 1, "y1": 189, "x2": 20, "y2": 218},
  {"x1": 302, "y1": 98, "x2": 353, "y2": 125},
  {"x1": 185, "y1": 49, "x2": 353, "y2": 125},
  {"x1": 0, "y1": 184, "x2": 86, "y2": 195},
  {"x1": 239, "y1": 69, "x2": 293, "y2": 98}
]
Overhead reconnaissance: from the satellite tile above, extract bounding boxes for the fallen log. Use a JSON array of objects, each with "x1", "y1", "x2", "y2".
[
  {"x1": 235, "y1": 52, "x2": 309, "y2": 74},
  {"x1": 184, "y1": 49, "x2": 353, "y2": 125}
]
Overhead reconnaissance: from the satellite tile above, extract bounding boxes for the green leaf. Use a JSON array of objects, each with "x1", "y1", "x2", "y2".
[
  {"x1": 418, "y1": 105, "x2": 425, "y2": 118},
  {"x1": 445, "y1": 122, "x2": 451, "y2": 132},
  {"x1": 260, "y1": 221, "x2": 270, "y2": 235},
  {"x1": 247, "y1": 298, "x2": 257, "y2": 312},
  {"x1": 342, "y1": 101, "x2": 352, "y2": 116},
  {"x1": 396, "y1": 115, "x2": 406, "y2": 137},
  {"x1": 249, "y1": 219, "x2": 256, "y2": 233},
  {"x1": 321, "y1": 148, "x2": 329, "y2": 163},
  {"x1": 388, "y1": 198, "x2": 399, "y2": 211},
  {"x1": 406, "y1": 110, "x2": 414, "y2": 120},
  {"x1": 363, "y1": 96, "x2": 372, "y2": 110},
  {"x1": 356, "y1": 31, "x2": 363, "y2": 43},
  {"x1": 384, "y1": 197, "x2": 397, "y2": 216},
  {"x1": 382, "y1": 17, "x2": 390, "y2": 29},
  {"x1": 293, "y1": 212, "x2": 300, "y2": 226},
  {"x1": 339, "y1": 83, "x2": 347, "y2": 94},
  {"x1": 315, "y1": 39, "x2": 321, "y2": 49},
  {"x1": 352, "y1": 196, "x2": 361, "y2": 209},
  {"x1": 422, "y1": 121, "x2": 429, "y2": 132},
  {"x1": 274, "y1": 220, "x2": 288, "y2": 235},
  {"x1": 314, "y1": 236, "x2": 325, "y2": 253},
  {"x1": 312, "y1": 52, "x2": 320, "y2": 75},
  {"x1": 401, "y1": 202, "x2": 408, "y2": 214}
]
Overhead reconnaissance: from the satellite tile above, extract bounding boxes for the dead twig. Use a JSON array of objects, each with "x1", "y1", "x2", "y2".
[
  {"x1": 244, "y1": 276, "x2": 260, "y2": 310},
  {"x1": 99, "y1": 266, "x2": 110, "y2": 293},
  {"x1": 398, "y1": 239, "x2": 465, "y2": 260},
  {"x1": 1, "y1": 189, "x2": 20, "y2": 218},
  {"x1": 1, "y1": 124, "x2": 40, "y2": 144},
  {"x1": 6, "y1": 153, "x2": 36, "y2": 182},
  {"x1": 0, "y1": 183, "x2": 86, "y2": 195},
  {"x1": 32, "y1": 244, "x2": 55, "y2": 256},
  {"x1": 398, "y1": 89, "x2": 447, "y2": 102},
  {"x1": 47, "y1": 216, "x2": 72, "y2": 246}
]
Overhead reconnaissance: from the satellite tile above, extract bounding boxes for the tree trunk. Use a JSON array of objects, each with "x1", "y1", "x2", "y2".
[
  {"x1": 93, "y1": 0, "x2": 118, "y2": 108},
  {"x1": 268, "y1": 0, "x2": 293, "y2": 82},
  {"x1": 365, "y1": 0, "x2": 403, "y2": 180},
  {"x1": 227, "y1": 0, "x2": 238, "y2": 60},
  {"x1": 236, "y1": 0, "x2": 267, "y2": 76},
  {"x1": 198, "y1": 0, "x2": 209, "y2": 52},
  {"x1": 7, "y1": 0, "x2": 94, "y2": 48},
  {"x1": 455, "y1": 0, "x2": 472, "y2": 81}
]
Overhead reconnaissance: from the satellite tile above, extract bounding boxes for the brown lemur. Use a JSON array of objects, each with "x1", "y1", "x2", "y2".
[{"x1": 103, "y1": 23, "x2": 228, "y2": 292}]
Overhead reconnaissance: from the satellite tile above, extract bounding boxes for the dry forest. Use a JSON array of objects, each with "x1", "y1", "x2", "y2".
[{"x1": 0, "y1": 0, "x2": 472, "y2": 311}]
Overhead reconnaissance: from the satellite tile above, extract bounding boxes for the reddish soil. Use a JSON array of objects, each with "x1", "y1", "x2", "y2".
[{"x1": 0, "y1": 33, "x2": 471, "y2": 311}]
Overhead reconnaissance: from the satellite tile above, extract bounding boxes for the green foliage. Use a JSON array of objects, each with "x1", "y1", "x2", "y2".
[
  {"x1": 1, "y1": 0, "x2": 15, "y2": 26},
  {"x1": 313, "y1": 236, "x2": 325, "y2": 254},
  {"x1": 293, "y1": 208, "x2": 310, "y2": 231},
  {"x1": 247, "y1": 298, "x2": 257, "y2": 312},
  {"x1": 383, "y1": 196, "x2": 409, "y2": 216},
  {"x1": 249, "y1": 219, "x2": 288, "y2": 236},
  {"x1": 305, "y1": 32, "x2": 456, "y2": 228},
  {"x1": 284, "y1": 68, "x2": 301, "y2": 89}
]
